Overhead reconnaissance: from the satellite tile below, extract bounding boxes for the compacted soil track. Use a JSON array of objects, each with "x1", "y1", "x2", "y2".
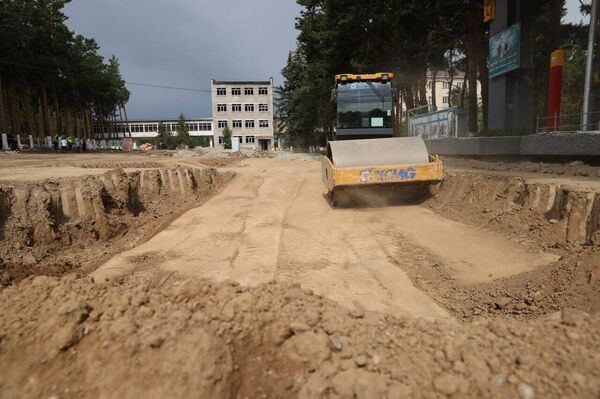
[
  {"x1": 1, "y1": 152, "x2": 600, "y2": 398},
  {"x1": 94, "y1": 158, "x2": 558, "y2": 320}
]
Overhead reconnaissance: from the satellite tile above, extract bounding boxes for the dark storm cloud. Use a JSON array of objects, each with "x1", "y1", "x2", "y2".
[{"x1": 64, "y1": 0, "x2": 302, "y2": 119}]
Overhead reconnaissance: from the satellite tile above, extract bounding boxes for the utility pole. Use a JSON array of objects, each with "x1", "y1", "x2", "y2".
[{"x1": 582, "y1": 0, "x2": 598, "y2": 130}]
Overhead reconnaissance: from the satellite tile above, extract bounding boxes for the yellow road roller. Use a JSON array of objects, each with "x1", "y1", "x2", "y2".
[{"x1": 322, "y1": 73, "x2": 443, "y2": 205}]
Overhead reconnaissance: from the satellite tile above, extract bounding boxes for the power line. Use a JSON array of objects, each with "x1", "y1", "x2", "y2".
[
  {"x1": 0, "y1": 59, "x2": 212, "y2": 93},
  {"x1": 125, "y1": 82, "x2": 211, "y2": 93}
]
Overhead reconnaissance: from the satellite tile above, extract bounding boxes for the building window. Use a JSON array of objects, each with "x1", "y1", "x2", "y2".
[
  {"x1": 245, "y1": 120, "x2": 255, "y2": 128},
  {"x1": 200, "y1": 122, "x2": 211, "y2": 131},
  {"x1": 244, "y1": 87, "x2": 254, "y2": 95},
  {"x1": 442, "y1": 96, "x2": 449, "y2": 104},
  {"x1": 234, "y1": 136, "x2": 243, "y2": 143},
  {"x1": 245, "y1": 104, "x2": 255, "y2": 112},
  {"x1": 218, "y1": 136, "x2": 224, "y2": 144},
  {"x1": 443, "y1": 82, "x2": 450, "y2": 90},
  {"x1": 144, "y1": 124, "x2": 157, "y2": 132},
  {"x1": 245, "y1": 136, "x2": 256, "y2": 144},
  {"x1": 259, "y1": 120, "x2": 269, "y2": 128},
  {"x1": 456, "y1": 82, "x2": 463, "y2": 89},
  {"x1": 217, "y1": 104, "x2": 227, "y2": 112},
  {"x1": 232, "y1": 88, "x2": 241, "y2": 96},
  {"x1": 232, "y1": 104, "x2": 242, "y2": 112},
  {"x1": 217, "y1": 88, "x2": 226, "y2": 95},
  {"x1": 218, "y1": 120, "x2": 228, "y2": 128},
  {"x1": 259, "y1": 104, "x2": 269, "y2": 112},
  {"x1": 233, "y1": 120, "x2": 242, "y2": 128},
  {"x1": 258, "y1": 87, "x2": 268, "y2": 95}
]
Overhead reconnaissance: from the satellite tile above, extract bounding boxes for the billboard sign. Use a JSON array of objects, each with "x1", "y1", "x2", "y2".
[
  {"x1": 489, "y1": 23, "x2": 521, "y2": 78},
  {"x1": 408, "y1": 108, "x2": 466, "y2": 139}
]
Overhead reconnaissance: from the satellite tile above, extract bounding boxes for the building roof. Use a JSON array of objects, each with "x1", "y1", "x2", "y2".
[
  {"x1": 126, "y1": 117, "x2": 212, "y2": 123},
  {"x1": 212, "y1": 80, "x2": 272, "y2": 85}
]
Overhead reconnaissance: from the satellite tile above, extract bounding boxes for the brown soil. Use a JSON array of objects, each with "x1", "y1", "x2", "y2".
[
  {"x1": 0, "y1": 274, "x2": 599, "y2": 398},
  {"x1": 416, "y1": 171, "x2": 600, "y2": 320},
  {"x1": 442, "y1": 157, "x2": 600, "y2": 178},
  {"x1": 1, "y1": 154, "x2": 600, "y2": 398},
  {"x1": 0, "y1": 166, "x2": 233, "y2": 286}
]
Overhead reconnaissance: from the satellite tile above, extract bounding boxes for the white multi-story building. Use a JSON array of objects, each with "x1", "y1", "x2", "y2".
[
  {"x1": 211, "y1": 79, "x2": 274, "y2": 151},
  {"x1": 402, "y1": 70, "x2": 482, "y2": 114}
]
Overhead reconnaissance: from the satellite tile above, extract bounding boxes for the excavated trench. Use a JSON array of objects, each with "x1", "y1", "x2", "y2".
[
  {"x1": 0, "y1": 166, "x2": 233, "y2": 285},
  {"x1": 0, "y1": 164, "x2": 599, "y2": 398},
  {"x1": 418, "y1": 172, "x2": 600, "y2": 319},
  {"x1": 429, "y1": 172, "x2": 600, "y2": 243}
]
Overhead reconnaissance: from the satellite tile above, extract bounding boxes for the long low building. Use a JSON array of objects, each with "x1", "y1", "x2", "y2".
[{"x1": 93, "y1": 117, "x2": 215, "y2": 146}]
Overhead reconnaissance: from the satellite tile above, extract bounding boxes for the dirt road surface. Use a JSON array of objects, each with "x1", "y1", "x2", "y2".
[
  {"x1": 94, "y1": 158, "x2": 557, "y2": 319},
  {"x1": 1, "y1": 151, "x2": 600, "y2": 398}
]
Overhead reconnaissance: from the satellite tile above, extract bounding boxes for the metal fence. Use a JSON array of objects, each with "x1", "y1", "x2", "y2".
[
  {"x1": 536, "y1": 111, "x2": 600, "y2": 133},
  {"x1": 1, "y1": 133, "x2": 124, "y2": 151}
]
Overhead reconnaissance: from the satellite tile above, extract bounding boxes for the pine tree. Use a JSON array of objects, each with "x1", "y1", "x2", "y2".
[
  {"x1": 222, "y1": 125, "x2": 232, "y2": 150},
  {"x1": 176, "y1": 113, "x2": 191, "y2": 147},
  {"x1": 157, "y1": 122, "x2": 174, "y2": 149}
]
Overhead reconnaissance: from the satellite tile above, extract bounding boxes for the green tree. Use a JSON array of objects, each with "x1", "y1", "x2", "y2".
[
  {"x1": 157, "y1": 121, "x2": 174, "y2": 149},
  {"x1": 0, "y1": 0, "x2": 129, "y2": 139},
  {"x1": 222, "y1": 125, "x2": 232, "y2": 150},
  {"x1": 176, "y1": 113, "x2": 191, "y2": 147}
]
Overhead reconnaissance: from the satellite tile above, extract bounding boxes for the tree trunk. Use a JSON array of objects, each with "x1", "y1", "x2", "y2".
[
  {"x1": 431, "y1": 69, "x2": 437, "y2": 110},
  {"x1": 478, "y1": 53, "x2": 489, "y2": 133},
  {"x1": 402, "y1": 85, "x2": 415, "y2": 112},
  {"x1": 118, "y1": 106, "x2": 125, "y2": 138},
  {"x1": 41, "y1": 85, "x2": 50, "y2": 137},
  {"x1": 6, "y1": 86, "x2": 17, "y2": 135},
  {"x1": 26, "y1": 90, "x2": 36, "y2": 140},
  {"x1": 84, "y1": 106, "x2": 91, "y2": 139},
  {"x1": 0, "y1": 71, "x2": 6, "y2": 133},
  {"x1": 121, "y1": 102, "x2": 131, "y2": 137},
  {"x1": 542, "y1": 0, "x2": 562, "y2": 118},
  {"x1": 63, "y1": 101, "x2": 70, "y2": 137},
  {"x1": 447, "y1": 49, "x2": 456, "y2": 107},
  {"x1": 460, "y1": 72, "x2": 468, "y2": 107},
  {"x1": 466, "y1": 0, "x2": 480, "y2": 134},
  {"x1": 54, "y1": 96, "x2": 62, "y2": 137},
  {"x1": 418, "y1": 69, "x2": 427, "y2": 106}
]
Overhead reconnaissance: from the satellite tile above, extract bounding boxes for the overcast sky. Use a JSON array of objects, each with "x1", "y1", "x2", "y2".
[
  {"x1": 64, "y1": 0, "x2": 590, "y2": 120},
  {"x1": 64, "y1": 0, "x2": 302, "y2": 119}
]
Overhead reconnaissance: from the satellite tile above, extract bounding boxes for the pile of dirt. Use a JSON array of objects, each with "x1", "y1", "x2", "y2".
[
  {"x1": 442, "y1": 157, "x2": 600, "y2": 178},
  {"x1": 193, "y1": 155, "x2": 247, "y2": 168},
  {"x1": 0, "y1": 275, "x2": 598, "y2": 398},
  {"x1": 171, "y1": 148, "x2": 248, "y2": 167},
  {"x1": 418, "y1": 171, "x2": 600, "y2": 320},
  {"x1": 78, "y1": 161, "x2": 166, "y2": 169},
  {"x1": 0, "y1": 167, "x2": 233, "y2": 286},
  {"x1": 428, "y1": 172, "x2": 600, "y2": 244}
]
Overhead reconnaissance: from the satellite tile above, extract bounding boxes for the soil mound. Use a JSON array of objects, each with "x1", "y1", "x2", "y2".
[{"x1": 0, "y1": 275, "x2": 598, "y2": 398}]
